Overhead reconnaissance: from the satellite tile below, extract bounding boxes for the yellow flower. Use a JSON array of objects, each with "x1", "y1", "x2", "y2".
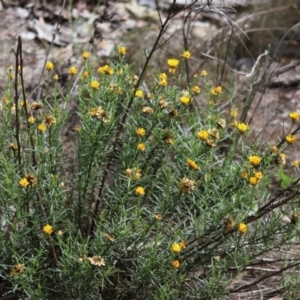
[
  {"x1": 236, "y1": 122, "x2": 249, "y2": 133},
  {"x1": 271, "y1": 146, "x2": 278, "y2": 154},
  {"x1": 286, "y1": 134, "x2": 296, "y2": 145},
  {"x1": 53, "y1": 74, "x2": 59, "y2": 80},
  {"x1": 179, "y1": 176, "x2": 196, "y2": 194},
  {"x1": 90, "y1": 80, "x2": 100, "y2": 89},
  {"x1": 125, "y1": 168, "x2": 142, "y2": 180},
  {"x1": 289, "y1": 111, "x2": 299, "y2": 121},
  {"x1": 28, "y1": 116, "x2": 35, "y2": 124},
  {"x1": 82, "y1": 71, "x2": 89, "y2": 78},
  {"x1": 211, "y1": 86, "x2": 222, "y2": 95},
  {"x1": 254, "y1": 171, "x2": 263, "y2": 179},
  {"x1": 200, "y1": 70, "x2": 208, "y2": 77},
  {"x1": 97, "y1": 65, "x2": 114, "y2": 75},
  {"x1": 155, "y1": 214, "x2": 162, "y2": 220},
  {"x1": 38, "y1": 123, "x2": 47, "y2": 132},
  {"x1": 249, "y1": 176, "x2": 258, "y2": 186},
  {"x1": 230, "y1": 109, "x2": 238, "y2": 117},
  {"x1": 43, "y1": 224, "x2": 53, "y2": 235},
  {"x1": 118, "y1": 46, "x2": 126, "y2": 55},
  {"x1": 171, "y1": 243, "x2": 182, "y2": 253},
  {"x1": 159, "y1": 79, "x2": 168, "y2": 86},
  {"x1": 135, "y1": 90, "x2": 144, "y2": 98},
  {"x1": 180, "y1": 95, "x2": 191, "y2": 105},
  {"x1": 88, "y1": 255, "x2": 105, "y2": 267},
  {"x1": 159, "y1": 73, "x2": 167, "y2": 80},
  {"x1": 19, "y1": 177, "x2": 29, "y2": 188},
  {"x1": 44, "y1": 115, "x2": 56, "y2": 126},
  {"x1": 167, "y1": 58, "x2": 179, "y2": 68},
  {"x1": 237, "y1": 223, "x2": 248, "y2": 234},
  {"x1": 197, "y1": 130, "x2": 209, "y2": 141},
  {"x1": 82, "y1": 51, "x2": 90, "y2": 60},
  {"x1": 292, "y1": 160, "x2": 299, "y2": 168},
  {"x1": 45, "y1": 61, "x2": 54, "y2": 71},
  {"x1": 137, "y1": 143, "x2": 146, "y2": 151},
  {"x1": 172, "y1": 260, "x2": 180, "y2": 268},
  {"x1": 69, "y1": 66, "x2": 78, "y2": 75},
  {"x1": 135, "y1": 186, "x2": 145, "y2": 196},
  {"x1": 192, "y1": 85, "x2": 201, "y2": 93},
  {"x1": 136, "y1": 128, "x2": 146, "y2": 137},
  {"x1": 248, "y1": 155, "x2": 262, "y2": 167},
  {"x1": 167, "y1": 58, "x2": 179, "y2": 74},
  {"x1": 181, "y1": 50, "x2": 191, "y2": 59},
  {"x1": 187, "y1": 159, "x2": 199, "y2": 170}
]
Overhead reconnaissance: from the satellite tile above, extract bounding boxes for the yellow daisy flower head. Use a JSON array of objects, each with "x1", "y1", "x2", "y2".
[
  {"x1": 28, "y1": 116, "x2": 35, "y2": 124},
  {"x1": 38, "y1": 123, "x2": 47, "y2": 132},
  {"x1": 97, "y1": 65, "x2": 114, "y2": 75},
  {"x1": 197, "y1": 130, "x2": 209, "y2": 141},
  {"x1": 159, "y1": 73, "x2": 167, "y2": 80},
  {"x1": 159, "y1": 79, "x2": 168, "y2": 86},
  {"x1": 171, "y1": 243, "x2": 182, "y2": 253},
  {"x1": 43, "y1": 224, "x2": 53, "y2": 235},
  {"x1": 136, "y1": 128, "x2": 146, "y2": 137},
  {"x1": 249, "y1": 176, "x2": 258, "y2": 186},
  {"x1": 289, "y1": 111, "x2": 299, "y2": 121},
  {"x1": 254, "y1": 171, "x2": 263, "y2": 179},
  {"x1": 200, "y1": 70, "x2": 208, "y2": 77},
  {"x1": 45, "y1": 61, "x2": 54, "y2": 71},
  {"x1": 271, "y1": 146, "x2": 278, "y2": 154},
  {"x1": 137, "y1": 143, "x2": 146, "y2": 151},
  {"x1": 192, "y1": 85, "x2": 201, "y2": 94},
  {"x1": 53, "y1": 74, "x2": 59, "y2": 80},
  {"x1": 118, "y1": 46, "x2": 126, "y2": 55},
  {"x1": 230, "y1": 108, "x2": 238, "y2": 117},
  {"x1": 286, "y1": 134, "x2": 296, "y2": 145},
  {"x1": 9, "y1": 264, "x2": 25, "y2": 277},
  {"x1": 69, "y1": 66, "x2": 78, "y2": 76},
  {"x1": 180, "y1": 95, "x2": 191, "y2": 105},
  {"x1": 19, "y1": 177, "x2": 29, "y2": 188},
  {"x1": 187, "y1": 158, "x2": 199, "y2": 170},
  {"x1": 236, "y1": 122, "x2": 249, "y2": 134},
  {"x1": 82, "y1": 51, "x2": 90, "y2": 60},
  {"x1": 135, "y1": 90, "x2": 144, "y2": 98},
  {"x1": 172, "y1": 260, "x2": 180, "y2": 268},
  {"x1": 90, "y1": 80, "x2": 100, "y2": 89},
  {"x1": 135, "y1": 186, "x2": 145, "y2": 196},
  {"x1": 181, "y1": 50, "x2": 191, "y2": 59},
  {"x1": 292, "y1": 160, "x2": 299, "y2": 168},
  {"x1": 211, "y1": 86, "x2": 222, "y2": 95},
  {"x1": 237, "y1": 223, "x2": 248, "y2": 234},
  {"x1": 167, "y1": 58, "x2": 179, "y2": 74},
  {"x1": 248, "y1": 155, "x2": 262, "y2": 167}
]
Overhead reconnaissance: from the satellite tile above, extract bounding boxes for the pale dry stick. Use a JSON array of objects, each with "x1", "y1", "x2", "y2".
[{"x1": 35, "y1": 0, "x2": 67, "y2": 102}]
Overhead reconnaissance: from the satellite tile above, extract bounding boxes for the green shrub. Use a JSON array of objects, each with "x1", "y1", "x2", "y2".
[{"x1": 1, "y1": 8, "x2": 300, "y2": 300}]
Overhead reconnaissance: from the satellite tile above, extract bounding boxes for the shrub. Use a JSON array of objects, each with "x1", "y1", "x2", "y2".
[{"x1": 1, "y1": 2, "x2": 300, "y2": 299}]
